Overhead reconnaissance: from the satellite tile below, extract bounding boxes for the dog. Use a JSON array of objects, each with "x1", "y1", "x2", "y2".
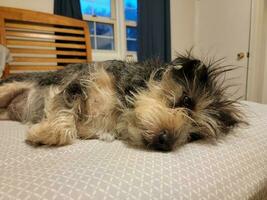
[{"x1": 0, "y1": 54, "x2": 245, "y2": 151}]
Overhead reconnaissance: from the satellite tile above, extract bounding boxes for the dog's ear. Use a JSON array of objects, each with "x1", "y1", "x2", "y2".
[
  {"x1": 219, "y1": 111, "x2": 239, "y2": 126},
  {"x1": 125, "y1": 78, "x2": 147, "y2": 96},
  {"x1": 171, "y1": 57, "x2": 201, "y2": 81},
  {"x1": 63, "y1": 81, "x2": 87, "y2": 107},
  {"x1": 215, "y1": 106, "x2": 244, "y2": 133},
  {"x1": 197, "y1": 65, "x2": 209, "y2": 84}
]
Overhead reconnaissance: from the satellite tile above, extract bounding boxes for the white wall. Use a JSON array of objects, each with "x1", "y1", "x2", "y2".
[
  {"x1": 170, "y1": 0, "x2": 196, "y2": 59},
  {"x1": 0, "y1": 0, "x2": 54, "y2": 13}
]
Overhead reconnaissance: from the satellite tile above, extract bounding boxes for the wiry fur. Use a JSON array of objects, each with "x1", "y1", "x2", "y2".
[
  {"x1": 118, "y1": 53, "x2": 246, "y2": 151},
  {"x1": 0, "y1": 63, "x2": 124, "y2": 145},
  {"x1": 0, "y1": 54, "x2": 246, "y2": 151}
]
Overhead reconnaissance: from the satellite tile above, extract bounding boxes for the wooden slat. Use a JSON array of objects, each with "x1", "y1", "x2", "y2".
[
  {"x1": 6, "y1": 31, "x2": 85, "y2": 42},
  {"x1": 1, "y1": 7, "x2": 87, "y2": 27},
  {"x1": 0, "y1": 17, "x2": 9, "y2": 77},
  {"x1": 83, "y1": 26, "x2": 93, "y2": 62},
  {"x1": 9, "y1": 65, "x2": 64, "y2": 71},
  {"x1": 7, "y1": 40, "x2": 86, "y2": 49},
  {"x1": 10, "y1": 48, "x2": 87, "y2": 56},
  {"x1": 12, "y1": 57, "x2": 87, "y2": 63},
  {"x1": 5, "y1": 23, "x2": 84, "y2": 35}
]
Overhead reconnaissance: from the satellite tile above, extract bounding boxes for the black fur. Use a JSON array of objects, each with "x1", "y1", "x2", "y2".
[
  {"x1": 1, "y1": 60, "x2": 166, "y2": 99},
  {"x1": 103, "y1": 59, "x2": 167, "y2": 97},
  {"x1": 170, "y1": 53, "x2": 246, "y2": 136},
  {"x1": 0, "y1": 60, "x2": 168, "y2": 110},
  {"x1": 0, "y1": 64, "x2": 89, "y2": 87}
]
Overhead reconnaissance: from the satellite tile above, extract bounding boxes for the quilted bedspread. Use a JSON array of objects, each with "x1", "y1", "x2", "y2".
[{"x1": 0, "y1": 101, "x2": 266, "y2": 200}]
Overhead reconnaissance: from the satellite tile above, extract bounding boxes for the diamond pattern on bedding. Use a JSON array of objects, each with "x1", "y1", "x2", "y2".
[{"x1": 0, "y1": 101, "x2": 266, "y2": 200}]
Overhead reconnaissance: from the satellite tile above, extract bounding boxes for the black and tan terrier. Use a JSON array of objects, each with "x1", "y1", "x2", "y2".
[{"x1": 0, "y1": 53, "x2": 245, "y2": 151}]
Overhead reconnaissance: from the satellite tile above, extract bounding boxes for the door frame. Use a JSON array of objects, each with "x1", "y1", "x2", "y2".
[
  {"x1": 247, "y1": 0, "x2": 265, "y2": 101},
  {"x1": 195, "y1": 0, "x2": 252, "y2": 100}
]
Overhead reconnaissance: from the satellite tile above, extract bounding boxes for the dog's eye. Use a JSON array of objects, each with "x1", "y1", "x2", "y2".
[
  {"x1": 171, "y1": 95, "x2": 194, "y2": 109},
  {"x1": 182, "y1": 95, "x2": 193, "y2": 109},
  {"x1": 188, "y1": 132, "x2": 203, "y2": 142}
]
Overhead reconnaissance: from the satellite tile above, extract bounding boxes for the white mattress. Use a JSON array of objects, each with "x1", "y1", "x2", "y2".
[{"x1": 0, "y1": 101, "x2": 266, "y2": 200}]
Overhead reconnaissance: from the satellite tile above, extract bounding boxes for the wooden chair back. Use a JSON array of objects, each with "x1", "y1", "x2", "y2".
[{"x1": 0, "y1": 6, "x2": 92, "y2": 77}]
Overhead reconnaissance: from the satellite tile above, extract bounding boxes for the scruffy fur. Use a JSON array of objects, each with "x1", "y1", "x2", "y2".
[
  {"x1": 0, "y1": 54, "x2": 245, "y2": 151},
  {"x1": 118, "y1": 55, "x2": 246, "y2": 151}
]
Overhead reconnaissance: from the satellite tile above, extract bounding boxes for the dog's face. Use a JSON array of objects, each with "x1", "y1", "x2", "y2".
[{"x1": 119, "y1": 56, "x2": 244, "y2": 151}]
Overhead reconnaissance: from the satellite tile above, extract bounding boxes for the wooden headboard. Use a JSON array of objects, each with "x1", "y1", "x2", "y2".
[{"x1": 0, "y1": 6, "x2": 92, "y2": 77}]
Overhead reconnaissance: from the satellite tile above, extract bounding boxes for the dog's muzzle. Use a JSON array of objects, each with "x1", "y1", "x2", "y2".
[{"x1": 152, "y1": 130, "x2": 174, "y2": 152}]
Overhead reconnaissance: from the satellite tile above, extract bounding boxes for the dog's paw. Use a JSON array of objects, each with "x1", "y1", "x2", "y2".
[
  {"x1": 26, "y1": 131, "x2": 46, "y2": 146},
  {"x1": 26, "y1": 122, "x2": 76, "y2": 146},
  {"x1": 25, "y1": 138, "x2": 43, "y2": 147},
  {"x1": 26, "y1": 124, "x2": 52, "y2": 146},
  {"x1": 98, "y1": 132, "x2": 115, "y2": 142}
]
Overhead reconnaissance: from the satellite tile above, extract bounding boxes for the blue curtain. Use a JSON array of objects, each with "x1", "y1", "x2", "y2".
[
  {"x1": 54, "y1": 0, "x2": 82, "y2": 19},
  {"x1": 137, "y1": 0, "x2": 171, "y2": 62}
]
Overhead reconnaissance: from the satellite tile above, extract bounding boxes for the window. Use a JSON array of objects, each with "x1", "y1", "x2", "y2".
[
  {"x1": 80, "y1": 0, "x2": 138, "y2": 60},
  {"x1": 88, "y1": 21, "x2": 115, "y2": 50},
  {"x1": 126, "y1": 26, "x2": 137, "y2": 51},
  {"x1": 81, "y1": 0, "x2": 115, "y2": 51},
  {"x1": 125, "y1": 0, "x2": 137, "y2": 52},
  {"x1": 124, "y1": 0, "x2": 137, "y2": 21},
  {"x1": 80, "y1": 0, "x2": 111, "y2": 17}
]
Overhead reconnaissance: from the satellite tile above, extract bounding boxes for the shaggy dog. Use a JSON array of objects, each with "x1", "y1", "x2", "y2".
[{"x1": 0, "y1": 54, "x2": 245, "y2": 151}]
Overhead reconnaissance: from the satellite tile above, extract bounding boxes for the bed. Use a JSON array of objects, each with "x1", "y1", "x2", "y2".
[{"x1": 0, "y1": 101, "x2": 266, "y2": 199}]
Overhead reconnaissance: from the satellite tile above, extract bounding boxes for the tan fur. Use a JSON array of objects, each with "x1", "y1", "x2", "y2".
[
  {"x1": 0, "y1": 82, "x2": 32, "y2": 107},
  {"x1": 19, "y1": 67, "x2": 121, "y2": 146},
  {"x1": 77, "y1": 67, "x2": 122, "y2": 141},
  {"x1": 0, "y1": 109, "x2": 9, "y2": 120},
  {"x1": 118, "y1": 74, "x2": 191, "y2": 149},
  {"x1": 26, "y1": 116, "x2": 77, "y2": 146},
  {"x1": 0, "y1": 82, "x2": 34, "y2": 121},
  {"x1": 26, "y1": 87, "x2": 78, "y2": 145},
  {"x1": 0, "y1": 67, "x2": 122, "y2": 146}
]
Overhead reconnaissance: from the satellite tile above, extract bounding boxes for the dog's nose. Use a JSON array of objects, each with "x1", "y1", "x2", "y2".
[
  {"x1": 152, "y1": 130, "x2": 173, "y2": 151},
  {"x1": 158, "y1": 131, "x2": 169, "y2": 145}
]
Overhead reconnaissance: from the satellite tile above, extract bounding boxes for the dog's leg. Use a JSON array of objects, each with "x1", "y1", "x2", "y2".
[
  {"x1": 26, "y1": 111, "x2": 77, "y2": 146},
  {"x1": 25, "y1": 86, "x2": 78, "y2": 146},
  {"x1": 0, "y1": 82, "x2": 32, "y2": 108},
  {"x1": 77, "y1": 124, "x2": 96, "y2": 139},
  {"x1": 77, "y1": 120, "x2": 117, "y2": 142},
  {"x1": 0, "y1": 109, "x2": 9, "y2": 120},
  {"x1": 0, "y1": 82, "x2": 34, "y2": 121}
]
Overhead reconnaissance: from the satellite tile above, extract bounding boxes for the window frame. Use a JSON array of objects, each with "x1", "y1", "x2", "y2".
[
  {"x1": 81, "y1": 0, "x2": 137, "y2": 61},
  {"x1": 124, "y1": 0, "x2": 138, "y2": 54},
  {"x1": 82, "y1": 0, "x2": 117, "y2": 52},
  {"x1": 125, "y1": 20, "x2": 137, "y2": 54}
]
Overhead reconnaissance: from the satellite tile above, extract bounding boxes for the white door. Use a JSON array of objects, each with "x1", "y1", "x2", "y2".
[{"x1": 195, "y1": 0, "x2": 251, "y2": 99}]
